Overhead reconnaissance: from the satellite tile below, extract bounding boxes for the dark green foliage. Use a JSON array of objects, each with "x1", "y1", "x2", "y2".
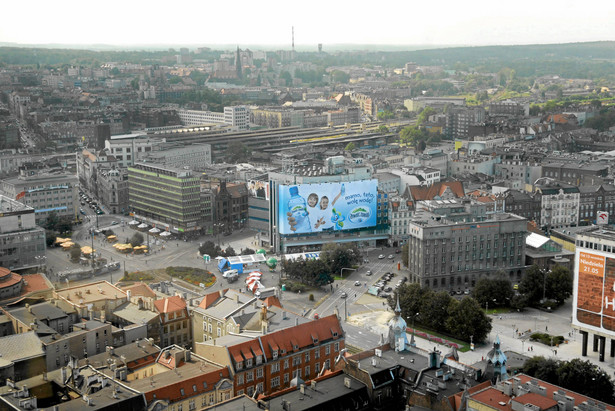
[
  {"x1": 523, "y1": 357, "x2": 615, "y2": 405},
  {"x1": 129, "y1": 232, "x2": 144, "y2": 247},
  {"x1": 392, "y1": 283, "x2": 492, "y2": 343},
  {"x1": 472, "y1": 274, "x2": 514, "y2": 308}
]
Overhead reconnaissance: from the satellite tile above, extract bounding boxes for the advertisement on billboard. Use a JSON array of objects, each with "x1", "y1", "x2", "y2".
[
  {"x1": 573, "y1": 249, "x2": 615, "y2": 333},
  {"x1": 247, "y1": 180, "x2": 269, "y2": 200},
  {"x1": 277, "y1": 180, "x2": 378, "y2": 235}
]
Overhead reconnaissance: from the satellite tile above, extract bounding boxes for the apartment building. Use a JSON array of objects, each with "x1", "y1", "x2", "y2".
[
  {"x1": 196, "y1": 314, "x2": 344, "y2": 397},
  {"x1": 154, "y1": 296, "x2": 191, "y2": 348},
  {"x1": 533, "y1": 179, "x2": 580, "y2": 233}
]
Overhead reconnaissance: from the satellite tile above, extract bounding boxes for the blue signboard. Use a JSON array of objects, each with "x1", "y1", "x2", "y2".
[{"x1": 277, "y1": 180, "x2": 378, "y2": 235}]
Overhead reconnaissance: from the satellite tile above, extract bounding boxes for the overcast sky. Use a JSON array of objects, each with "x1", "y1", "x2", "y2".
[{"x1": 2, "y1": 0, "x2": 615, "y2": 49}]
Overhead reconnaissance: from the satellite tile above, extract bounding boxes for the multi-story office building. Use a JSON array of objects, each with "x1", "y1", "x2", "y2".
[
  {"x1": 143, "y1": 143, "x2": 211, "y2": 169},
  {"x1": 542, "y1": 161, "x2": 608, "y2": 186},
  {"x1": 407, "y1": 201, "x2": 527, "y2": 292},
  {"x1": 1, "y1": 168, "x2": 79, "y2": 224},
  {"x1": 128, "y1": 163, "x2": 203, "y2": 234},
  {"x1": 177, "y1": 109, "x2": 225, "y2": 126},
  {"x1": 0, "y1": 196, "x2": 46, "y2": 271},
  {"x1": 224, "y1": 106, "x2": 249, "y2": 130},
  {"x1": 104, "y1": 134, "x2": 160, "y2": 167}
]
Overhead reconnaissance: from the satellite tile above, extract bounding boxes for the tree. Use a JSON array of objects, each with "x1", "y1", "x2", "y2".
[
  {"x1": 280, "y1": 71, "x2": 292, "y2": 86},
  {"x1": 401, "y1": 243, "x2": 409, "y2": 267},
  {"x1": 416, "y1": 140, "x2": 427, "y2": 153},
  {"x1": 395, "y1": 283, "x2": 434, "y2": 323},
  {"x1": 377, "y1": 125, "x2": 389, "y2": 134},
  {"x1": 129, "y1": 232, "x2": 144, "y2": 247},
  {"x1": 519, "y1": 265, "x2": 545, "y2": 306},
  {"x1": 445, "y1": 297, "x2": 492, "y2": 342},
  {"x1": 225, "y1": 141, "x2": 251, "y2": 163},
  {"x1": 377, "y1": 110, "x2": 394, "y2": 120},
  {"x1": 523, "y1": 357, "x2": 615, "y2": 405},
  {"x1": 345, "y1": 142, "x2": 356, "y2": 152},
  {"x1": 241, "y1": 248, "x2": 255, "y2": 255},
  {"x1": 330, "y1": 70, "x2": 350, "y2": 84},
  {"x1": 529, "y1": 104, "x2": 541, "y2": 116},
  {"x1": 223, "y1": 246, "x2": 236, "y2": 257},
  {"x1": 399, "y1": 126, "x2": 425, "y2": 147},
  {"x1": 472, "y1": 274, "x2": 514, "y2": 308},
  {"x1": 417, "y1": 106, "x2": 436, "y2": 124},
  {"x1": 199, "y1": 241, "x2": 222, "y2": 258},
  {"x1": 522, "y1": 356, "x2": 559, "y2": 382},
  {"x1": 546, "y1": 265, "x2": 573, "y2": 304},
  {"x1": 422, "y1": 291, "x2": 455, "y2": 333},
  {"x1": 319, "y1": 243, "x2": 360, "y2": 277},
  {"x1": 557, "y1": 359, "x2": 615, "y2": 404}
]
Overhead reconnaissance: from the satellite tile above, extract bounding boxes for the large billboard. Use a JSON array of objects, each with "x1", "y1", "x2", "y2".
[
  {"x1": 573, "y1": 249, "x2": 615, "y2": 333},
  {"x1": 277, "y1": 180, "x2": 378, "y2": 235},
  {"x1": 247, "y1": 180, "x2": 270, "y2": 200}
]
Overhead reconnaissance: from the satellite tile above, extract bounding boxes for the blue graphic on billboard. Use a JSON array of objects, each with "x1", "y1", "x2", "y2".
[{"x1": 277, "y1": 180, "x2": 378, "y2": 234}]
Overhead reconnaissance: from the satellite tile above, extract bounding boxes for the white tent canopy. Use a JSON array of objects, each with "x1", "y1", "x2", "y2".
[
  {"x1": 137, "y1": 223, "x2": 148, "y2": 229},
  {"x1": 149, "y1": 227, "x2": 161, "y2": 234}
]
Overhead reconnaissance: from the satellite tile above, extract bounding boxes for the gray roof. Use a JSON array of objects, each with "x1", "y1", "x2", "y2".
[
  {"x1": 113, "y1": 301, "x2": 158, "y2": 324},
  {"x1": 0, "y1": 331, "x2": 44, "y2": 362},
  {"x1": 6, "y1": 302, "x2": 69, "y2": 335}
]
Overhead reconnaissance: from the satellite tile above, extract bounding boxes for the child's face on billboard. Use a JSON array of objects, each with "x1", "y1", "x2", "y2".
[{"x1": 308, "y1": 194, "x2": 318, "y2": 207}]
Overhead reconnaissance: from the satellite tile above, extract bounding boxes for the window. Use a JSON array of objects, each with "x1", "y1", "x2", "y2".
[
  {"x1": 314, "y1": 349, "x2": 320, "y2": 359},
  {"x1": 334, "y1": 342, "x2": 339, "y2": 352},
  {"x1": 293, "y1": 356, "x2": 301, "y2": 366},
  {"x1": 272, "y1": 376, "x2": 280, "y2": 388},
  {"x1": 246, "y1": 371, "x2": 254, "y2": 382},
  {"x1": 272, "y1": 350, "x2": 278, "y2": 360},
  {"x1": 324, "y1": 359, "x2": 330, "y2": 370},
  {"x1": 256, "y1": 368, "x2": 263, "y2": 378},
  {"x1": 305, "y1": 366, "x2": 310, "y2": 377},
  {"x1": 305, "y1": 351, "x2": 310, "y2": 362},
  {"x1": 271, "y1": 362, "x2": 280, "y2": 373},
  {"x1": 237, "y1": 373, "x2": 244, "y2": 385},
  {"x1": 284, "y1": 373, "x2": 289, "y2": 384},
  {"x1": 256, "y1": 383, "x2": 263, "y2": 393},
  {"x1": 325, "y1": 345, "x2": 330, "y2": 355},
  {"x1": 284, "y1": 359, "x2": 289, "y2": 369},
  {"x1": 246, "y1": 358, "x2": 253, "y2": 368}
]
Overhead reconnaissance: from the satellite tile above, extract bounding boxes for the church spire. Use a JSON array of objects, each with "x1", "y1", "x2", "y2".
[{"x1": 395, "y1": 293, "x2": 401, "y2": 315}]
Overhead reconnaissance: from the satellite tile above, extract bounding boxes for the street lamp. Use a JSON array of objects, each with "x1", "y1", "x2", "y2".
[{"x1": 409, "y1": 312, "x2": 419, "y2": 346}]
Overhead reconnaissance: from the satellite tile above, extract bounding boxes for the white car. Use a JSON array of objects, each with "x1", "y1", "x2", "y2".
[{"x1": 378, "y1": 254, "x2": 385, "y2": 259}]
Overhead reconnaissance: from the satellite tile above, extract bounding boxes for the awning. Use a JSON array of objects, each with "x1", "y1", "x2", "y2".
[
  {"x1": 137, "y1": 223, "x2": 148, "y2": 229},
  {"x1": 128, "y1": 220, "x2": 139, "y2": 225},
  {"x1": 160, "y1": 231, "x2": 172, "y2": 237},
  {"x1": 149, "y1": 227, "x2": 161, "y2": 234}
]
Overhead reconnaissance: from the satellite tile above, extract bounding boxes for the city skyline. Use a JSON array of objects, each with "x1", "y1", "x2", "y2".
[{"x1": 2, "y1": 0, "x2": 615, "y2": 50}]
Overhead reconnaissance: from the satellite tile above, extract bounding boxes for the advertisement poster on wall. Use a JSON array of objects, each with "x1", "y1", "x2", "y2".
[
  {"x1": 277, "y1": 180, "x2": 378, "y2": 235},
  {"x1": 573, "y1": 249, "x2": 615, "y2": 333}
]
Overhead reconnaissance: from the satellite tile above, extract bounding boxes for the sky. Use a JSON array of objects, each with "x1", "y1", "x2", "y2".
[{"x1": 2, "y1": 0, "x2": 615, "y2": 49}]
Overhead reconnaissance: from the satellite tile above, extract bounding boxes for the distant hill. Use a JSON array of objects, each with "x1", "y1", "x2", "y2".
[{"x1": 1, "y1": 41, "x2": 614, "y2": 80}]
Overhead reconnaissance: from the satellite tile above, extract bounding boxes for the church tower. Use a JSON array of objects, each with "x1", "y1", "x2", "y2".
[
  {"x1": 486, "y1": 335, "x2": 508, "y2": 382},
  {"x1": 387, "y1": 295, "x2": 409, "y2": 351}
]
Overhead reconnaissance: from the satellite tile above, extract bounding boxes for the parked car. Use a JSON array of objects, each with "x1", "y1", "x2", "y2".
[{"x1": 384, "y1": 286, "x2": 392, "y2": 292}]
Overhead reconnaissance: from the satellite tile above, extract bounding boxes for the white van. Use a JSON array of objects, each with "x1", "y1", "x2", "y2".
[{"x1": 223, "y1": 269, "x2": 239, "y2": 278}]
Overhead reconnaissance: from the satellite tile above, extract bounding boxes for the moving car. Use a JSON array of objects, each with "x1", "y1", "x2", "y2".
[
  {"x1": 354, "y1": 281, "x2": 361, "y2": 286},
  {"x1": 366, "y1": 270, "x2": 372, "y2": 276},
  {"x1": 388, "y1": 255, "x2": 394, "y2": 259},
  {"x1": 341, "y1": 292, "x2": 347, "y2": 298},
  {"x1": 378, "y1": 254, "x2": 385, "y2": 259}
]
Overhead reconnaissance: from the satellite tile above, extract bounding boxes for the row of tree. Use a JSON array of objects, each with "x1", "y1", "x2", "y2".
[
  {"x1": 281, "y1": 243, "x2": 361, "y2": 287},
  {"x1": 391, "y1": 283, "x2": 492, "y2": 343}
]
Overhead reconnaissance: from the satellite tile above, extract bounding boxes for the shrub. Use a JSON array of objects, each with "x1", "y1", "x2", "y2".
[
  {"x1": 530, "y1": 332, "x2": 565, "y2": 346},
  {"x1": 308, "y1": 293, "x2": 314, "y2": 301}
]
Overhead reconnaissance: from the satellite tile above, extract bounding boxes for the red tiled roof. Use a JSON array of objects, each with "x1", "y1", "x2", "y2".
[
  {"x1": 409, "y1": 181, "x2": 464, "y2": 201},
  {"x1": 0, "y1": 272, "x2": 23, "y2": 289},
  {"x1": 122, "y1": 282, "x2": 156, "y2": 298},
  {"x1": 199, "y1": 289, "x2": 228, "y2": 309},
  {"x1": 263, "y1": 296, "x2": 282, "y2": 309},
  {"x1": 259, "y1": 315, "x2": 343, "y2": 360},
  {"x1": 21, "y1": 274, "x2": 49, "y2": 294},
  {"x1": 154, "y1": 295, "x2": 187, "y2": 314},
  {"x1": 514, "y1": 374, "x2": 615, "y2": 410},
  {"x1": 145, "y1": 366, "x2": 230, "y2": 403},
  {"x1": 470, "y1": 387, "x2": 511, "y2": 410},
  {"x1": 514, "y1": 392, "x2": 557, "y2": 410}
]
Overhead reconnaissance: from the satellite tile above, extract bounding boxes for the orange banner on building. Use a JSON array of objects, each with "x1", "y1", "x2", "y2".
[{"x1": 579, "y1": 252, "x2": 605, "y2": 277}]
